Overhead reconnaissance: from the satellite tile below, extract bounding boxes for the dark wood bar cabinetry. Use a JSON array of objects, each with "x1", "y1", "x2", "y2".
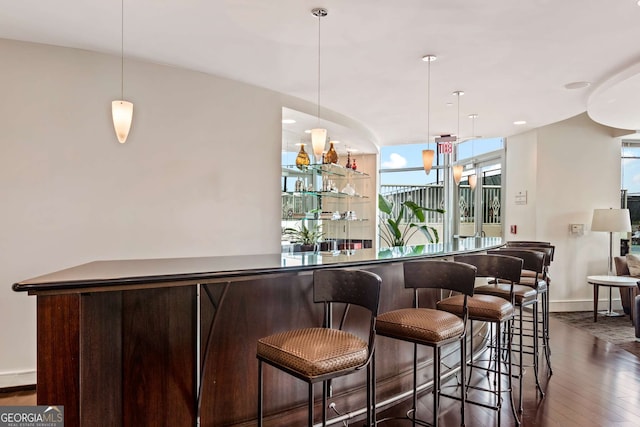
[{"x1": 13, "y1": 239, "x2": 501, "y2": 426}]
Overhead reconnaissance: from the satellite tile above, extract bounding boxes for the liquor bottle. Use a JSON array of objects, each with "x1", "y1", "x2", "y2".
[
  {"x1": 326, "y1": 141, "x2": 339, "y2": 164},
  {"x1": 295, "y1": 144, "x2": 310, "y2": 170}
]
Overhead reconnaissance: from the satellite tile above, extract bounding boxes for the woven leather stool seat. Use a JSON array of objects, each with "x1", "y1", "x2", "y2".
[
  {"x1": 376, "y1": 308, "x2": 464, "y2": 344},
  {"x1": 475, "y1": 283, "x2": 537, "y2": 305},
  {"x1": 438, "y1": 294, "x2": 513, "y2": 322},
  {"x1": 257, "y1": 327, "x2": 368, "y2": 378}
]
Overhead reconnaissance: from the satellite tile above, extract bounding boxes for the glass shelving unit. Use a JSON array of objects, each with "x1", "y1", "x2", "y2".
[{"x1": 281, "y1": 163, "x2": 372, "y2": 253}]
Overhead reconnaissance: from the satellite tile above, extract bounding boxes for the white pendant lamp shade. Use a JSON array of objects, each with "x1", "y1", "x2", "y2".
[
  {"x1": 311, "y1": 128, "x2": 327, "y2": 161},
  {"x1": 453, "y1": 165, "x2": 463, "y2": 185},
  {"x1": 422, "y1": 149, "x2": 435, "y2": 175},
  {"x1": 112, "y1": 100, "x2": 133, "y2": 144},
  {"x1": 468, "y1": 173, "x2": 477, "y2": 190}
]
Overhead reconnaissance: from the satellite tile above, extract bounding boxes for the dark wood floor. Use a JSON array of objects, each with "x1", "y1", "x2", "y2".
[
  {"x1": 1, "y1": 317, "x2": 639, "y2": 426},
  {"x1": 377, "y1": 317, "x2": 640, "y2": 427}
]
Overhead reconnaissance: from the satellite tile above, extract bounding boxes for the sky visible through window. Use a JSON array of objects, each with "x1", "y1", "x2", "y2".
[{"x1": 380, "y1": 138, "x2": 503, "y2": 186}]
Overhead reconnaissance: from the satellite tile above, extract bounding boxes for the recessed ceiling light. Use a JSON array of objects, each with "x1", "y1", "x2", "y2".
[
  {"x1": 452, "y1": 90, "x2": 465, "y2": 96},
  {"x1": 282, "y1": 119, "x2": 296, "y2": 124},
  {"x1": 513, "y1": 120, "x2": 527, "y2": 125},
  {"x1": 304, "y1": 129, "x2": 312, "y2": 134},
  {"x1": 446, "y1": 102, "x2": 453, "y2": 107},
  {"x1": 564, "y1": 81, "x2": 591, "y2": 90},
  {"x1": 346, "y1": 148, "x2": 359, "y2": 152},
  {"x1": 422, "y1": 54, "x2": 437, "y2": 62}
]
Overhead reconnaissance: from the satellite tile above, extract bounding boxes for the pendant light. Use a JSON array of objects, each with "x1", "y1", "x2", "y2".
[
  {"x1": 468, "y1": 171, "x2": 477, "y2": 190},
  {"x1": 112, "y1": 0, "x2": 133, "y2": 144},
  {"x1": 311, "y1": 8, "x2": 328, "y2": 163},
  {"x1": 422, "y1": 55, "x2": 436, "y2": 175},
  {"x1": 452, "y1": 164, "x2": 463, "y2": 185},
  {"x1": 452, "y1": 90, "x2": 464, "y2": 185},
  {"x1": 468, "y1": 114, "x2": 478, "y2": 190}
]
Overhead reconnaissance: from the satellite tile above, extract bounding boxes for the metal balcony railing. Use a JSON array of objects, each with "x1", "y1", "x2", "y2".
[{"x1": 379, "y1": 184, "x2": 501, "y2": 224}]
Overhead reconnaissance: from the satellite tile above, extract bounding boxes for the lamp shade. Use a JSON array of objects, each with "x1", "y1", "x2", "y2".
[
  {"x1": 112, "y1": 100, "x2": 133, "y2": 144},
  {"x1": 452, "y1": 165, "x2": 463, "y2": 185},
  {"x1": 468, "y1": 174, "x2": 477, "y2": 190},
  {"x1": 311, "y1": 128, "x2": 327, "y2": 162},
  {"x1": 422, "y1": 149, "x2": 435, "y2": 175},
  {"x1": 591, "y1": 208, "x2": 631, "y2": 232}
]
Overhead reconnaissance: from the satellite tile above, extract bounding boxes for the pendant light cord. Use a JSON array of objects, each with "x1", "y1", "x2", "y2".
[
  {"x1": 120, "y1": 0, "x2": 124, "y2": 100},
  {"x1": 457, "y1": 93, "x2": 460, "y2": 143},
  {"x1": 316, "y1": 11, "x2": 321, "y2": 126},
  {"x1": 451, "y1": 90, "x2": 464, "y2": 163},
  {"x1": 456, "y1": 92, "x2": 460, "y2": 163},
  {"x1": 427, "y1": 59, "x2": 431, "y2": 150},
  {"x1": 471, "y1": 115, "x2": 475, "y2": 158}
]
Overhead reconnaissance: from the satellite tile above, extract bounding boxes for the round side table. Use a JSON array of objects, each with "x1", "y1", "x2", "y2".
[{"x1": 587, "y1": 275, "x2": 639, "y2": 322}]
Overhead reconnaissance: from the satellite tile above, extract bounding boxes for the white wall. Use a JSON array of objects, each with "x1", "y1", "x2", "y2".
[
  {"x1": 505, "y1": 113, "x2": 625, "y2": 311},
  {"x1": 504, "y1": 130, "x2": 538, "y2": 238}
]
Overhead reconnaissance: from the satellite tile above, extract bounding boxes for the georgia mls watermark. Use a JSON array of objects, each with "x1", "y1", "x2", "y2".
[{"x1": 0, "y1": 406, "x2": 63, "y2": 427}]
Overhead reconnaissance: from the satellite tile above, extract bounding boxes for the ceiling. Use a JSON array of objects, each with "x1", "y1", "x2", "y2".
[{"x1": 2, "y1": 0, "x2": 640, "y2": 150}]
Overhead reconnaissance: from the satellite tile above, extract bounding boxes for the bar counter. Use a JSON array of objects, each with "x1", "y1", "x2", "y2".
[{"x1": 13, "y1": 237, "x2": 502, "y2": 426}]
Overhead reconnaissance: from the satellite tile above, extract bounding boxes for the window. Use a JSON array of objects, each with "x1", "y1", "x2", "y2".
[
  {"x1": 379, "y1": 138, "x2": 504, "y2": 247},
  {"x1": 622, "y1": 141, "x2": 640, "y2": 195},
  {"x1": 621, "y1": 141, "x2": 640, "y2": 246}
]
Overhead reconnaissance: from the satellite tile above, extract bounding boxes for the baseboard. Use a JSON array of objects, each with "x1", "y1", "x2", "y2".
[
  {"x1": 550, "y1": 298, "x2": 623, "y2": 313},
  {"x1": 0, "y1": 371, "x2": 36, "y2": 391},
  {"x1": 0, "y1": 384, "x2": 36, "y2": 394}
]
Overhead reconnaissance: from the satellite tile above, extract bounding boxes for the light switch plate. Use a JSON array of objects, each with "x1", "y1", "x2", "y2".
[{"x1": 570, "y1": 224, "x2": 584, "y2": 235}]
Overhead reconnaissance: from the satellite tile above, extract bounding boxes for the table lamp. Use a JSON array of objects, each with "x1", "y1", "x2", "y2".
[{"x1": 591, "y1": 208, "x2": 632, "y2": 275}]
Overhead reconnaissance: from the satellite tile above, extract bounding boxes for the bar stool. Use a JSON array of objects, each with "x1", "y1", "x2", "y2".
[
  {"x1": 504, "y1": 242, "x2": 554, "y2": 286},
  {"x1": 493, "y1": 246, "x2": 553, "y2": 374},
  {"x1": 507, "y1": 246, "x2": 556, "y2": 375},
  {"x1": 481, "y1": 249, "x2": 545, "y2": 412},
  {"x1": 439, "y1": 253, "x2": 522, "y2": 427},
  {"x1": 257, "y1": 268, "x2": 382, "y2": 427},
  {"x1": 508, "y1": 246, "x2": 554, "y2": 374},
  {"x1": 375, "y1": 260, "x2": 476, "y2": 427},
  {"x1": 504, "y1": 242, "x2": 554, "y2": 287}
]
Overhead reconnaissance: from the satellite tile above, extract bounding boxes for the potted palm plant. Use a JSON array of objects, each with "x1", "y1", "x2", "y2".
[
  {"x1": 378, "y1": 194, "x2": 444, "y2": 247},
  {"x1": 283, "y1": 223, "x2": 324, "y2": 252}
]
